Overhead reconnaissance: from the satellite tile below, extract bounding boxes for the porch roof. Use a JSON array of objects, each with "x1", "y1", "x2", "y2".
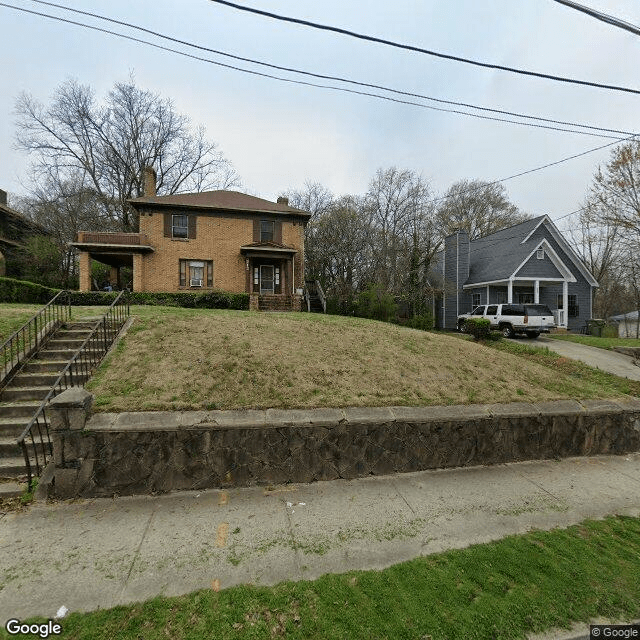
[{"x1": 240, "y1": 242, "x2": 297, "y2": 257}]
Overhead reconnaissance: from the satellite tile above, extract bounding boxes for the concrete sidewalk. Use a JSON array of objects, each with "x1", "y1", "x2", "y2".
[
  {"x1": 1, "y1": 453, "x2": 640, "y2": 622},
  {"x1": 536, "y1": 336, "x2": 640, "y2": 381}
]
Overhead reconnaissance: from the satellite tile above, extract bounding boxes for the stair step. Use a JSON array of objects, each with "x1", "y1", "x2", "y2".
[
  {"x1": 35, "y1": 348, "x2": 101, "y2": 361},
  {"x1": 1, "y1": 386, "x2": 55, "y2": 403},
  {"x1": 0, "y1": 402, "x2": 43, "y2": 419},
  {"x1": 0, "y1": 416, "x2": 33, "y2": 436},
  {"x1": 0, "y1": 436, "x2": 21, "y2": 458},
  {"x1": 10, "y1": 373, "x2": 63, "y2": 388},
  {"x1": 22, "y1": 360, "x2": 69, "y2": 373},
  {"x1": 46, "y1": 338, "x2": 87, "y2": 349},
  {"x1": 0, "y1": 456, "x2": 27, "y2": 477},
  {"x1": 0, "y1": 481, "x2": 26, "y2": 499}
]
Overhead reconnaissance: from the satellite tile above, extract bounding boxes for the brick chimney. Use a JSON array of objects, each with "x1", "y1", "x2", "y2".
[
  {"x1": 0, "y1": 189, "x2": 7, "y2": 206},
  {"x1": 142, "y1": 166, "x2": 157, "y2": 197},
  {"x1": 277, "y1": 196, "x2": 289, "y2": 206}
]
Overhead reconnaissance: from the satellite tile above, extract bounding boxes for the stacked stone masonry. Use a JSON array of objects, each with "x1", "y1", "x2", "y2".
[{"x1": 48, "y1": 390, "x2": 640, "y2": 498}]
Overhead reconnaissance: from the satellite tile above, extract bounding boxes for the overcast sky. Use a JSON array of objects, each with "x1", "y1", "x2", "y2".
[{"x1": 1, "y1": 0, "x2": 639, "y2": 232}]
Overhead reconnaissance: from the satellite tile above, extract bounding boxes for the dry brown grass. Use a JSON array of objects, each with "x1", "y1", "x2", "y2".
[{"x1": 86, "y1": 307, "x2": 628, "y2": 412}]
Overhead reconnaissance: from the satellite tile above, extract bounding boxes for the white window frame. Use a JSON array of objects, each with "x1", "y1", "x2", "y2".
[
  {"x1": 472, "y1": 292, "x2": 481, "y2": 307},
  {"x1": 536, "y1": 248, "x2": 544, "y2": 260}
]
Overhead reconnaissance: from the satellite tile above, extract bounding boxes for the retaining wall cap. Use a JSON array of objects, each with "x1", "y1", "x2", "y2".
[
  {"x1": 391, "y1": 405, "x2": 491, "y2": 423},
  {"x1": 307, "y1": 408, "x2": 345, "y2": 426},
  {"x1": 203, "y1": 409, "x2": 266, "y2": 428},
  {"x1": 533, "y1": 400, "x2": 585, "y2": 415},
  {"x1": 86, "y1": 413, "x2": 117, "y2": 430},
  {"x1": 49, "y1": 387, "x2": 93, "y2": 409},
  {"x1": 488, "y1": 402, "x2": 539, "y2": 417},
  {"x1": 610, "y1": 397, "x2": 640, "y2": 412},
  {"x1": 342, "y1": 406, "x2": 395, "y2": 424},
  {"x1": 265, "y1": 408, "x2": 312, "y2": 427},
  {"x1": 113, "y1": 411, "x2": 181, "y2": 431},
  {"x1": 578, "y1": 399, "x2": 627, "y2": 414}
]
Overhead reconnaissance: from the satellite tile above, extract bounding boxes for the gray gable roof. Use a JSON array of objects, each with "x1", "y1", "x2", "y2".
[{"x1": 465, "y1": 216, "x2": 546, "y2": 285}]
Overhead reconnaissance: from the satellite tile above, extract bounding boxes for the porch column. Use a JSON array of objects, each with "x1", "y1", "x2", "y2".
[
  {"x1": 109, "y1": 266, "x2": 119, "y2": 289},
  {"x1": 79, "y1": 251, "x2": 91, "y2": 292},
  {"x1": 486, "y1": 284, "x2": 490, "y2": 304},
  {"x1": 534, "y1": 280, "x2": 540, "y2": 304},
  {"x1": 507, "y1": 279, "x2": 513, "y2": 303},
  {"x1": 132, "y1": 253, "x2": 144, "y2": 292},
  {"x1": 562, "y1": 280, "x2": 569, "y2": 327}
]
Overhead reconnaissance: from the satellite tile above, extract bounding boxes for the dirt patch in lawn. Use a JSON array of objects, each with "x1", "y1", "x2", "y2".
[{"x1": 85, "y1": 307, "x2": 634, "y2": 412}]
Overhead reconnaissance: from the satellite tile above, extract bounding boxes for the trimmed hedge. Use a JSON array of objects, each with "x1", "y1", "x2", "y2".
[
  {"x1": 70, "y1": 290, "x2": 249, "y2": 310},
  {"x1": 465, "y1": 317, "x2": 491, "y2": 341},
  {"x1": 0, "y1": 277, "x2": 58, "y2": 303},
  {"x1": 127, "y1": 291, "x2": 249, "y2": 310},
  {"x1": 0, "y1": 278, "x2": 249, "y2": 310}
]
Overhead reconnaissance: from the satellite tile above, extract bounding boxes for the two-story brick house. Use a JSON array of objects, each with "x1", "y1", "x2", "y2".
[{"x1": 73, "y1": 168, "x2": 311, "y2": 310}]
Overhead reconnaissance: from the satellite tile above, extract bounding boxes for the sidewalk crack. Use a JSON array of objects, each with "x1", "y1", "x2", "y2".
[{"x1": 120, "y1": 504, "x2": 156, "y2": 596}]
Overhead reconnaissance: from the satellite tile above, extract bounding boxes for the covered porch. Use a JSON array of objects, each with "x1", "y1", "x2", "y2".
[
  {"x1": 464, "y1": 277, "x2": 572, "y2": 327},
  {"x1": 240, "y1": 243, "x2": 300, "y2": 311},
  {"x1": 72, "y1": 232, "x2": 154, "y2": 291}
]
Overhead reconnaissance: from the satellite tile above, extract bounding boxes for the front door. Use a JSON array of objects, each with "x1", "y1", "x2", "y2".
[{"x1": 260, "y1": 265, "x2": 274, "y2": 294}]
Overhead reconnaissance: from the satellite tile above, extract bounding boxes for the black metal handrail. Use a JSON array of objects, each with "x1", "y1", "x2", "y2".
[
  {"x1": 17, "y1": 290, "x2": 130, "y2": 489},
  {"x1": 0, "y1": 290, "x2": 71, "y2": 391}
]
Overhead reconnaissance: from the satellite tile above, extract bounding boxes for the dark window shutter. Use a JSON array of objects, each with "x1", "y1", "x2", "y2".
[
  {"x1": 253, "y1": 219, "x2": 260, "y2": 242},
  {"x1": 188, "y1": 215, "x2": 196, "y2": 239},
  {"x1": 164, "y1": 213, "x2": 171, "y2": 237},
  {"x1": 275, "y1": 221, "x2": 282, "y2": 244}
]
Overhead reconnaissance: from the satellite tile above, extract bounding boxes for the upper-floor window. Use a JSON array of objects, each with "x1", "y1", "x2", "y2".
[
  {"x1": 536, "y1": 248, "x2": 545, "y2": 260},
  {"x1": 260, "y1": 220, "x2": 274, "y2": 242},
  {"x1": 172, "y1": 214, "x2": 188, "y2": 238}
]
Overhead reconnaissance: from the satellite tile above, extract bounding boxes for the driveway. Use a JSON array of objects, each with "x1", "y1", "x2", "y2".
[{"x1": 531, "y1": 336, "x2": 640, "y2": 381}]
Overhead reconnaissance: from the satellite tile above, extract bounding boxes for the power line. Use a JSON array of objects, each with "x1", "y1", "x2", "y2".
[
  {"x1": 23, "y1": 0, "x2": 640, "y2": 139},
  {"x1": 0, "y1": 2, "x2": 625, "y2": 141},
  {"x1": 5, "y1": 1, "x2": 637, "y2": 213},
  {"x1": 551, "y1": 0, "x2": 640, "y2": 37},
  {"x1": 207, "y1": 0, "x2": 640, "y2": 96}
]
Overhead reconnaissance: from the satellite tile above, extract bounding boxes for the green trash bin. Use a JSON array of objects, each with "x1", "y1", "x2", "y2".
[{"x1": 588, "y1": 319, "x2": 605, "y2": 337}]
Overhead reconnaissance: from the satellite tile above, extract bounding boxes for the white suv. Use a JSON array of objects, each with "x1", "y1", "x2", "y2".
[{"x1": 457, "y1": 303, "x2": 556, "y2": 338}]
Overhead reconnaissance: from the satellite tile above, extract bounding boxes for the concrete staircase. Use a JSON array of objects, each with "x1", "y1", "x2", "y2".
[
  {"x1": 0, "y1": 321, "x2": 96, "y2": 498},
  {"x1": 307, "y1": 292, "x2": 324, "y2": 313}
]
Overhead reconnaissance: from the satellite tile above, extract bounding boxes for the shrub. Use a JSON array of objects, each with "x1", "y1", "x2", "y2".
[
  {"x1": 465, "y1": 317, "x2": 491, "y2": 341},
  {"x1": 403, "y1": 313, "x2": 435, "y2": 331},
  {"x1": 0, "y1": 277, "x2": 59, "y2": 303},
  {"x1": 68, "y1": 290, "x2": 250, "y2": 310},
  {"x1": 601, "y1": 324, "x2": 619, "y2": 339},
  {"x1": 355, "y1": 285, "x2": 398, "y2": 322}
]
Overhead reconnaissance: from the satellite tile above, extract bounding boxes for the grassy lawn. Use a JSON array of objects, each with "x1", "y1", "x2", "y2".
[
  {"x1": 549, "y1": 334, "x2": 640, "y2": 350},
  {"x1": 0, "y1": 303, "x2": 42, "y2": 343},
  {"x1": 86, "y1": 307, "x2": 639, "y2": 412},
  {"x1": 8, "y1": 515, "x2": 640, "y2": 640}
]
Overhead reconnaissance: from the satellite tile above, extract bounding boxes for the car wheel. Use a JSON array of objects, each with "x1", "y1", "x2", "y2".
[
  {"x1": 501, "y1": 324, "x2": 515, "y2": 338},
  {"x1": 459, "y1": 321, "x2": 469, "y2": 333},
  {"x1": 526, "y1": 331, "x2": 540, "y2": 339}
]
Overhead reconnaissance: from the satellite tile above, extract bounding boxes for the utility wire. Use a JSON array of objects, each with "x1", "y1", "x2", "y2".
[
  {"x1": 207, "y1": 0, "x2": 640, "y2": 96},
  {"x1": 6, "y1": 2, "x2": 638, "y2": 218},
  {"x1": 551, "y1": 0, "x2": 640, "y2": 37},
  {"x1": 23, "y1": 0, "x2": 640, "y2": 139},
  {"x1": 2, "y1": 2, "x2": 626, "y2": 140}
]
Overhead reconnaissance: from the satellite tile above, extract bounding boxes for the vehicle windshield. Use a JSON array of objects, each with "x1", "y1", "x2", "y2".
[
  {"x1": 524, "y1": 304, "x2": 553, "y2": 316},
  {"x1": 471, "y1": 306, "x2": 485, "y2": 315}
]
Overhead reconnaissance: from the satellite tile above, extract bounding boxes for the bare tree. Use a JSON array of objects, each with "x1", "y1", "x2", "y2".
[
  {"x1": 436, "y1": 180, "x2": 530, "y2": 240},
  {"x1": 14, "y1": 77, "x2": 240, "y2": 231}
]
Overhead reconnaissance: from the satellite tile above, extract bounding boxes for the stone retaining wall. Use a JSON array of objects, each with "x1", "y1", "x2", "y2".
[{"x1": 48, "y1": 390, "x2": 640, "y2": 498}]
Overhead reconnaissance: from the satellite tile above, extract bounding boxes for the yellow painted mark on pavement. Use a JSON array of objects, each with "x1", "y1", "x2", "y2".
[
  {"x1": 218, "y1": 491, "x2": 228, "y2": 506},
  {"x1": 216, "y1": 522, "x2": 229, "y2": 548},
  {"x1": 211, "y1": 579, "x2": 221, "y2": 592}
]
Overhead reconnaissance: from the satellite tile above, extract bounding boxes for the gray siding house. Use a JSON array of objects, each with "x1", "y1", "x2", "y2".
[{"x1": 433, "y1": 215, "x2": 598, "y2": 331}]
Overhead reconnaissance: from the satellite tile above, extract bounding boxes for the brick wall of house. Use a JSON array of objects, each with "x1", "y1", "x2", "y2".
[{"x1": 138, "y1": 209, "x2": 306, "y2": 292}]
